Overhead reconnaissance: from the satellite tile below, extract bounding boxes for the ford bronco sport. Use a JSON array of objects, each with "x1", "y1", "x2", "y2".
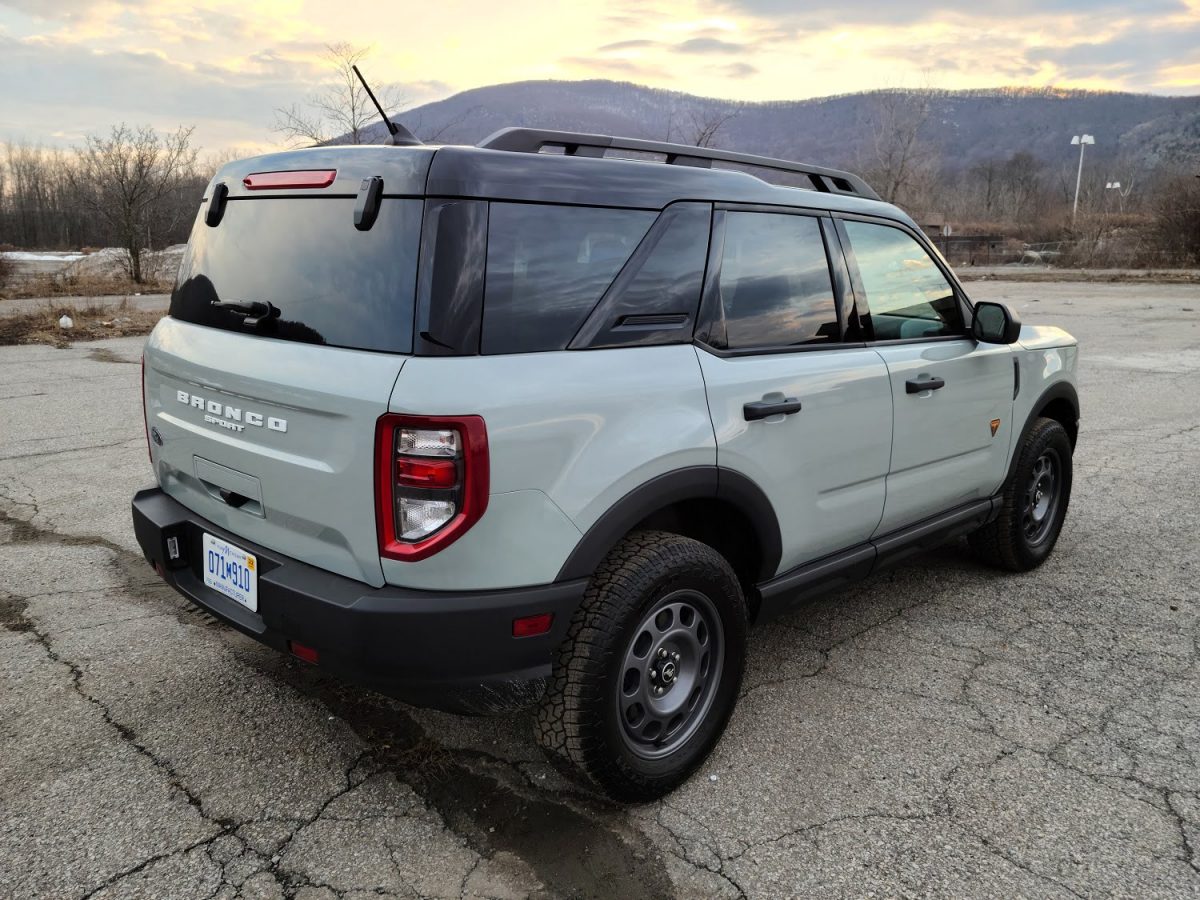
[{"x1": 132, "y1": 127, "x2": 1079, "y2": 801}]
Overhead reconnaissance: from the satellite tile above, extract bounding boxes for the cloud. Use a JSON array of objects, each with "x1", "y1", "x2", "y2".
[
  {"x1": 0, "y1": 0, "x2": 1195, "y2": 152},
  {"x1": 597, "y1": 38, "x2": 661, "y2": 51},
  {"x1": 715, "y1": 0, "x2": 1191, "y2": 24},
  {"x1": 674, "y1": 37, "x2": 745, "y2": 54},
  {"x1": 723, "y1": 62, "x2": 758, "y2": 78},
  {"x1": 0, "y1": 0, "x2": 149, "y2": 19},
  {"x1": 1027, "y1": 20, "x2": 1200, "y2": 82},
  {"x1": 560, "y1": 55, "x2": 661, "y2": 80},
  {"x1": 0, "y1": 34, "x2": 314, "y2": 147}
]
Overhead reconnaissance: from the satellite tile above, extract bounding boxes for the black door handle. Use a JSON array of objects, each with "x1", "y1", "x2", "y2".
[
  {"x1": 906, "y1": 377, "x2": 946, "y2": 394},
  {"x1": 744, "y1": 398, "x2": 803, "y2": 421}
]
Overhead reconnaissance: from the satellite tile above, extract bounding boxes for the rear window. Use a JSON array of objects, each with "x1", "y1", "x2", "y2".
[
  {"x1": 171, "y1": 197, "x2": 422, "y2": 353},
  {"x1": 481, "y1": 203, "x2": 655, "y2": 354}
]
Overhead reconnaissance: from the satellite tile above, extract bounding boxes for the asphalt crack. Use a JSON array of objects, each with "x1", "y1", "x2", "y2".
[{"x1": 0, "y1": 502, "x2": 678, "y2": 900}]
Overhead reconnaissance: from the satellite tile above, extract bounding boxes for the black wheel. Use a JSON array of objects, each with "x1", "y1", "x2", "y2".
[
  {"x1": 970, "y1": 416, "x2": 1073, "y2": 571},
  {"x1": 535, "y1": 530, "x2": 747, "y2": 801}
]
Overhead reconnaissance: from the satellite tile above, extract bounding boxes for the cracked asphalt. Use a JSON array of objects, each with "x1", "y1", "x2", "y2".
[{"x1": 1, "y1": 280, "x2": 1198, "y2": 899}]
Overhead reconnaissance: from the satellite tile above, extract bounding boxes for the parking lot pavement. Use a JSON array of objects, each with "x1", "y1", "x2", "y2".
[{"x1": 0, "y1": 281, "x2": 1197, "y2": 899}]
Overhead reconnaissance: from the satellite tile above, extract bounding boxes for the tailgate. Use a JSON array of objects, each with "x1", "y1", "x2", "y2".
[
  {"x1": 145, "y1": 318, "x2": 404, "y2": 587},
  {"x1": 143, "y1": 149, "x2": 433, "y2": 587}
]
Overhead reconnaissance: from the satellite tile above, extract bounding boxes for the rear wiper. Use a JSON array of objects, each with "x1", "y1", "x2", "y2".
[{"x1": 210, "y1": 299, "x2": 280, "y2": 328}]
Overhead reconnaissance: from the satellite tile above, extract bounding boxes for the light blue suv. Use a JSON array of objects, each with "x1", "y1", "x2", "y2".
[{"x1": 132, "y1": 127, "x2": 1079, "y2": 800}]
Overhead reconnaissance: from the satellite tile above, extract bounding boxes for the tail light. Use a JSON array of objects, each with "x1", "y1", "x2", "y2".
[{"x1": 375, "y1": 414, "x2": 488, "y2": 561}]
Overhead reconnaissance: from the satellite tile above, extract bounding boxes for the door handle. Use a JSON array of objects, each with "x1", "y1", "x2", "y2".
[
  {"x1": 905, "y1": 376, "x2": 946, "y2": 394},
  {"x1": 744, "y1": 398, "x2": 802, "y2": 421}
]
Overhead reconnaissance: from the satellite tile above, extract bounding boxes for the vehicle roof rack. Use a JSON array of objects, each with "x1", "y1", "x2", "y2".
[{"x1": 477, "y1": 127, "x2": 880, "y2": 201}]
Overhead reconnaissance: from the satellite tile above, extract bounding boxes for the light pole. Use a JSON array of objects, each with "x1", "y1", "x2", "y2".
[
  {"x1": 1106, "y1": 179, "x2": 1132, "y2": 213},
  {"x1": 1071, "y1": 134, "x2": 1095, "y2": 224}
]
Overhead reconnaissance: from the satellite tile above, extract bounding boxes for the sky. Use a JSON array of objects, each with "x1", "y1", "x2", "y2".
[{"x1": 1, "y1": 0, "x2": 1198, "y2": 153}]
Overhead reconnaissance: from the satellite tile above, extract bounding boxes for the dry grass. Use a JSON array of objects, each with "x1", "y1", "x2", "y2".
[
  {"x1": 0, "y1": 299, "x2": 162, "y2": 347},
  {"x1": 958, "y1": 268, "x2": 1200, "y2": 284},
  {"x1": 0, "y1": 270, "x2": 173, "y2": 300}
]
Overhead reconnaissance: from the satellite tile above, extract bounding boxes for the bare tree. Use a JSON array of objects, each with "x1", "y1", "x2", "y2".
[
  {"x1": 860, "y1": 89, "x2": 940, "y2": 207},
  {"x1": 686, "y1": 105, "x2": 742, "y2": 148},
  {"x1": 69, "y1": 125, "x2": 198, "y2": 283},
  {"x1": 273, "y1": 43, "x2": 405, "y2": 147},
  {"x1": 1151, "y1": 170, "x2": 1200, "y2": 264},
  {"x1": 663, "y1": 105, "x2": 743, "y2": 148},
  {"x1": 405, "y1": 105, "x2": 484, "y2": 144}
]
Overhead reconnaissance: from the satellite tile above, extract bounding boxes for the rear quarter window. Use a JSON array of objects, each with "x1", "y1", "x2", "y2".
[{"x1": 481, "y1": 203, "x2": 655, "y2": 354}]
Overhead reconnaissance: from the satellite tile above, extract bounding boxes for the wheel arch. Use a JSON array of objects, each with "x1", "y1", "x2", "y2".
[
  {"x1": 555, "y1": 467, "x2": 783, "y2": 593},
  {"x1": 1007, "y1": 381, "x2": 1079, "y2": 485}
]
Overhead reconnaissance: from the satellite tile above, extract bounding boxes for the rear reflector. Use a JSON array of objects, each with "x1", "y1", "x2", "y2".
[
  {"x1": 289, "y1": 641, "x2": 320, "y2": 664},
  {"x1": 243, "y1": 170, "x2": 337, "y2": 190},
  {"x1": 512, "y1": 613, "x2": 554, "y2": 638}
]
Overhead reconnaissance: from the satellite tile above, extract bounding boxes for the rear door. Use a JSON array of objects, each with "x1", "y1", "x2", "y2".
[
  {"x1": 145, "y1": 156, "x2": 427, "y2": 587},
  {"x1": 834, "y1": 217, "x2": 1014, "y2": 535},
  {"x1": 696, "y1": 209, "x2": 893, "y2": 577}
]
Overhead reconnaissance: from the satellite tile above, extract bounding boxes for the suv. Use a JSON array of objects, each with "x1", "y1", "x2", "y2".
[{"x1": 132, "y1": 128, "x2": 1079, "y2": 801}]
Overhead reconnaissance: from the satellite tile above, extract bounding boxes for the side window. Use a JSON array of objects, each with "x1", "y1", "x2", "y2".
[
  {"x1": 571, "y1": 203, "x2": 711, "y2": 349},
  {"x1": 482, "y1": 203, "x2": 654, "y2": 354},
  {"x1": 715, "y1": 211, "x2": 839, "y2": 350},
  {"x1": 842, "y1": 220, "x2": 963, "y2": 340}
]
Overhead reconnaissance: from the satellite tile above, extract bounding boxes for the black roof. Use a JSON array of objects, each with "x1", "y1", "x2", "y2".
[{"x1": 214, "y1": 129, "x2": 900, "y2": 221}]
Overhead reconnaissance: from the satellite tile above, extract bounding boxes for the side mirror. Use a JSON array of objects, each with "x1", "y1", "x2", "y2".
[{"x1": 972, "y1": 301, "x2": 1021, "y2": 344}]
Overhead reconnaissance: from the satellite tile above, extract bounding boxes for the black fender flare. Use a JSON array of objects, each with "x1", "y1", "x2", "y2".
[
  {"x1": 555, "y1": 466, "x2": 782, "y2": 583},
  {"x1": 1005, "y1": 380, "x2": 1079, "y2": 485}
]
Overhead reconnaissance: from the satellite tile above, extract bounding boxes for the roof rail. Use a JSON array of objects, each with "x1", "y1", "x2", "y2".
[{"x1": 477, "y1": 127, "x2": 880, "y2": 201}]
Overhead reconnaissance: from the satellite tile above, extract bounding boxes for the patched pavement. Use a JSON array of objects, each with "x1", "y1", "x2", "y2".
[{"x1": 1, "y1": 282, "x2": 1198, "y2": 898}]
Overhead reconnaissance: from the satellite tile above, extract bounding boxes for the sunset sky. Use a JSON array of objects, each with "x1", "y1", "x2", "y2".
[{"x1": 2, "y1": 0, "x2": 1198, "y2": 152}]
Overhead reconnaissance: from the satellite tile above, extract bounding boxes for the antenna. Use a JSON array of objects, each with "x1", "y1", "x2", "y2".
[{"x1": 351, "y1": 64, "x2": 421, "y2": 146}]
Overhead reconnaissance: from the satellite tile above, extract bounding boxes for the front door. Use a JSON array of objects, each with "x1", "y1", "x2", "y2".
[{"x1": 836, "y1": 218, "x2": 1015, "y2": 535}]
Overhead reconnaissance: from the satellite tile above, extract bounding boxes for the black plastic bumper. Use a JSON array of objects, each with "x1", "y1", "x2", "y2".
[{"x1": 131, "y1": 487, "x2": 585, "y2": 714}]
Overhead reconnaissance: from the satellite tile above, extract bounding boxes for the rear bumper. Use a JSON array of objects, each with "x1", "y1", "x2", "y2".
[{"x1": 131, "y1": 487, "x2": 585, "y2": 714}]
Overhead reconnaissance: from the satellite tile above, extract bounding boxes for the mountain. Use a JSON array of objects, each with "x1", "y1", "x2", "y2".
[{"x1": 360, "y1": 79, "x2": 1200, "y2": 173}]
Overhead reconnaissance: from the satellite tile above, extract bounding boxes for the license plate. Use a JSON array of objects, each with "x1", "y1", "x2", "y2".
[{"x1": 202, "y1": 533, "x2": 258, "y2": 612}]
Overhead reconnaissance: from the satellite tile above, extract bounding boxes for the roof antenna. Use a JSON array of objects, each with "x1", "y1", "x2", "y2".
[{"x1": 352, "y1": 64, "x2": 422, "y2": 146}]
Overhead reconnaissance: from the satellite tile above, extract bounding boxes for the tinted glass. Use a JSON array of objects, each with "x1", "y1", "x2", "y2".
[
  {"x1": 482, "y1": 203, "x2": 654, "y2": 354},
  {"x1": 573, "y1": 203, "x2": 711, "y2": 349},
  {"x1": 843, "y1": 221, "x2": 962, "y2": 340},
  {"x1": 717, "y1": 212, "x2": 838, "y2": 349},
  {"x1": 171, "y1": 198, "x2": 421, "y2": 353},
  {"x1": 414, "y1": 199, "x2": 487, "y2": 355}
]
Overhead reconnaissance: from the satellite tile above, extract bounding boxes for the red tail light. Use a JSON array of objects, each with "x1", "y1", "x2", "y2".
[
  {"x1": 375, "y1": 414, "x2": 489, "y2": 561},
  {"x1": 242, "y1": 169, "x2": 337, "y2": 190}
]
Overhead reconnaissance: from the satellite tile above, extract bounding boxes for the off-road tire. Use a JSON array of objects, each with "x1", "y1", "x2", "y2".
[
  {"x1": 535, "y1": 530, "x2": 748, "y2": 801},
  {"x1": 970, "y1": 416, "x2": 1072, "y2": 571}
]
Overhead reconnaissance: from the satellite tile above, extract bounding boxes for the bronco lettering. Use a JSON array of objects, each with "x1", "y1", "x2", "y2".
[{"x1": 177, "y1": 391, "x2": 287, "y2": 433}]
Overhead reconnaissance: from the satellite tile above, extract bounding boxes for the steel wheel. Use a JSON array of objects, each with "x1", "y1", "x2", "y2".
[
  {"x1": 1022, "y1": 447, "x2": 1062, "y2": 546},
  {"x1": 617, "y1": 589, "x2": 724, "y2": 760}
]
